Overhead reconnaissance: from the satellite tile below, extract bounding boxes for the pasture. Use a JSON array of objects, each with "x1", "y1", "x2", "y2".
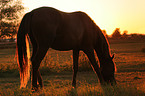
[{"x1": 0, "y1": 39, "x2": 145, "y2": 95}]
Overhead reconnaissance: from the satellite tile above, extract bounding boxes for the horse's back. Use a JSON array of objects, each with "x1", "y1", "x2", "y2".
[
  {"x1": 30, "y1": 7, "x2": 62, "y2": 46},
  {"x1": 29, "y1": 7, "x2": 99, "y2": 50},
  {"x1": 31, "y1": 7, "x2": 62, "y2": 31}
]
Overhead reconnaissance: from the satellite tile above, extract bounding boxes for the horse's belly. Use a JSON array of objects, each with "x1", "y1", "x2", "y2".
[
  {"x1": 51, "y1": 39, "x2": 77, "y2": 51},
  {"x1": 51, "y1": 31, "x2": 83, "y2": 51},
  {"x1": 50, "y1": 35, "x2": 94, "y2": 51}
]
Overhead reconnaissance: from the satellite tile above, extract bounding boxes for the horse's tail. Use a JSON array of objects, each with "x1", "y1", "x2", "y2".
[{"x1": 16, "y1": 13, "x2": 31, "y2": 88}]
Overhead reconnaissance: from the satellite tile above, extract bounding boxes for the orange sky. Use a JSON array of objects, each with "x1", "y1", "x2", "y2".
[{"x1": 23, "y1": 0, "x2": 145, "y2": 35}]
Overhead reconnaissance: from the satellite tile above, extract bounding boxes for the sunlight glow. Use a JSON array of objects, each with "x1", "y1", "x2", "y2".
[{"x1": 22, "y1": 0, "x2": 145, "y2": 35}]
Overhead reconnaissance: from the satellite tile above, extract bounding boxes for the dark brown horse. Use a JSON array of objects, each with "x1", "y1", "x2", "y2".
[{"x1": 17, "y1": 7, "x2": 116, "y2": 91}]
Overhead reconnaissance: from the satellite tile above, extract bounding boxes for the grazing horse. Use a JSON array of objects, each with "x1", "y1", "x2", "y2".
[{"x1": 17, "y1": 7, "x2": 116, "y2": 91}]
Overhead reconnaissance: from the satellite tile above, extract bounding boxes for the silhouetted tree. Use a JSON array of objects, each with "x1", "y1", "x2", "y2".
[
  {"x1": 111, "y1": 28, "x2": 121, "y2": 39},
  {"x1": 122, "y1": 30, "x2": 128, "y2": 39},
  {"x1": 0, "y1": 0, "x2": 24, "y2": 39}
]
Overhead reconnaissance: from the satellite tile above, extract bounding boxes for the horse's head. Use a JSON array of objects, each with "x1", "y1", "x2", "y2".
[{"x1": 100, "y1": 54, "x2": 117, "y2": 85}]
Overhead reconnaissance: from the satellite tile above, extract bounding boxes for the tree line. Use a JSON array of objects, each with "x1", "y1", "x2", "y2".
[{"x1": 109, "y1": 28, "x2": 145, "y2": 40}]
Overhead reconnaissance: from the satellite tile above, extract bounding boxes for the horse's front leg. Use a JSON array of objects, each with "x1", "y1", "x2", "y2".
[
  {"x1": 83, "y1": 49, "x2": 104, "y2": 85},
  {"x1": 72, "y1": 50, "x2": 79, "y2": 88}
]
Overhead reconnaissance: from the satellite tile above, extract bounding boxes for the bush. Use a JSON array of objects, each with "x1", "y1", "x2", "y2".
[{"x1": 40, "y1": 52, "x2": 95, "y2": 73}]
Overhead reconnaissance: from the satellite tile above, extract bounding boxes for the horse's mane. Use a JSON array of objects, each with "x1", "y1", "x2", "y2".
[{"x1": 96, "y1": 25, "x2": 111, "y2": 60}]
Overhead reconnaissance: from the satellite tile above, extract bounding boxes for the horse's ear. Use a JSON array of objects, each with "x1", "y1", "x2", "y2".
[{"x1": 111, "y1": 54, "x2": 115, "y2": 60}]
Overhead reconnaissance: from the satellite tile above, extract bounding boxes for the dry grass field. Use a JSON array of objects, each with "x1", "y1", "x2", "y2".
[{"x1": 0, "y1": 39, "x2": 145, "y2": 95}]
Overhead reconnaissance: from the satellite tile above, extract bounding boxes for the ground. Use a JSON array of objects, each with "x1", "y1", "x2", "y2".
[{"x1": 0, "y1": 39, "x2": 145, "y2": 95}]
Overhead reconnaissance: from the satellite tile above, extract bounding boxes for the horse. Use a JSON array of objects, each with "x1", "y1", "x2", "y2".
[{"x1": 17, "y1": 7, "x2": 116, "y2": 91}]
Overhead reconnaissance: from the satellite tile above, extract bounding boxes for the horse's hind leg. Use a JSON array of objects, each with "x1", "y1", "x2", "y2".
[
  {"x1": 83, "y1": 49, "x2": 104, "y2": 84},
  {"x1": 31, "y1": 46, "x2": 49, "y2": 91},
  {"x1": 30, "y1": 37, "x2": 43, "y2": 88},
  {"x1": 31, "y1": 46, "x2": 43, "y2": 88},
  {"x1": 37, "y1": 69, "x2": 43, "y2": 88},
  {"x1": 72, "y1": 50, "x2": 79, "y2": 88}
]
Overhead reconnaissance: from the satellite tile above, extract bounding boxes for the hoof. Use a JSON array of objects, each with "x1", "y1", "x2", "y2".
[
  {"x1": 31, "y1": 87, "x2": 39, "y2": 92},
  {"x1": 72, "y1": 82, "x2": 76, "y2": 88},
  {"x1": 37, "y1": 84, "x2": 43, "y2": 89}
]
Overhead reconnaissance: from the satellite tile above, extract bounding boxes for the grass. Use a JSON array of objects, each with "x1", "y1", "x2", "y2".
[
  {"x1": 1, "y1": 73, "x2": 145, "y2": 95},
  {"x1": 0, "y1": 39, "x2": 145, "y2": 95}
]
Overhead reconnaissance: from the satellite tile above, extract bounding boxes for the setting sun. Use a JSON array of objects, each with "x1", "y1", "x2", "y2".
[{"x1": 22, "y1": 0, "x2": 145, "y2": 35}]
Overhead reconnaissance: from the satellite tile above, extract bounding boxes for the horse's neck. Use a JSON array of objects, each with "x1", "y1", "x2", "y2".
[{"x1": 96, "y1": 31, "x2": 111, "y2": 62}]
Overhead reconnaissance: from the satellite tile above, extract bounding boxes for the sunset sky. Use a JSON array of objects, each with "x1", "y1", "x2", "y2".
[{"x1": 23, "y1": 0, "x2": 145, "y2": 35}]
